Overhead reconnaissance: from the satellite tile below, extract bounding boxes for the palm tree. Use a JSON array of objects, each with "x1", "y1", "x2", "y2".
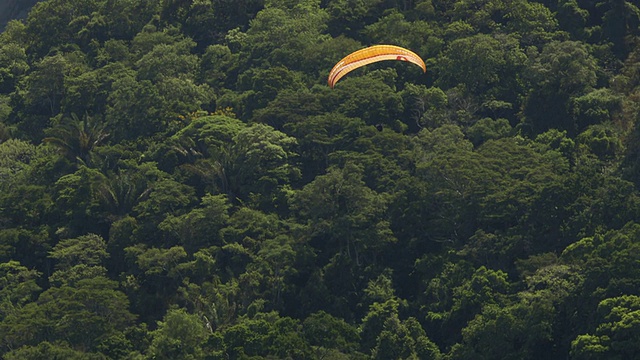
[{"x1": 43, "y1": 113, "x2": 109, "y2": 166}]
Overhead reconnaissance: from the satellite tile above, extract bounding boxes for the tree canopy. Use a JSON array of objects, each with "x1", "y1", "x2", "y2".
[{"x1": 1, "y1": 0, "x2": 640, "y2": 358}]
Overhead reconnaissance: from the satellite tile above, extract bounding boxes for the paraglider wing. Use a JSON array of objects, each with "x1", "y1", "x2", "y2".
[{"x1": 327, "y1": 45, "x2": 426, "y2": 88}]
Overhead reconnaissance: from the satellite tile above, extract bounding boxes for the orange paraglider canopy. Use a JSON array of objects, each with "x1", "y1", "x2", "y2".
[{"x1": 327, "y1": 45, "x2": 426, "y2": 88}]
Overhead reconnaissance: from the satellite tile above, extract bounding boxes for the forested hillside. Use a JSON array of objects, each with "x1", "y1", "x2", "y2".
[{"x1": 1, "y1": 0, "x2": 640, "y2": 358}]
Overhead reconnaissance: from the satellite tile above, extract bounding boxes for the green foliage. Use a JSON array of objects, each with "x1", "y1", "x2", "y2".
[
  {"x1": 576, "y1": 123, "x2": 623, "y2": 160},
  {"x1": 325, "y1": 0, "x2": 385, "y2": 38},
  {"x1": 226, "y1": 123, "x2": 300, "y2": 206},
  {"x1": 436, "y1": 33, "x2": 527, "y2": 99},
  {"x1": 222, "y1": 311, "x2": 311, "y2": 359},
  {"x1": 361, "y1": 298, "x2": 441, "y2": 359},
  {"x1": 562, "y1": 223, "x2": 640, "y2": 299},
  {"x1": 362, "y1": 10, "x2": 435, "y2": 52},
  {"x1": 292, "y1": 162, "x2": 395, "y2": 265},
  {"x1": 332, "y1": 72, "x2": 404, "y2": 126},
  {"x1": 571, "y1": 295, "x2": 640, "y2": 359},
  {"x1": 48, "y1": 233, "x2": 109, "y2": 285},
  {"x1": 0, "y1": 276, "x2": 136, "y2": 355},
  {"x1": 44, "y1": 113, "x2": 109, "y2": 166},
  {"x1": 1, "y1": 0, "x2": 639, "y2": 358},
  {"x1": 104, "y1": 72, "x2": 164, "y2": 141},
  {"x1": 572, "y1": 89, "x2": 622, "y2": 129},
  {"x1": 0, "y1": 139, "x2": 37, "y2": 183},
  {"x1": 0, "y1": 261, "x2": 41, "y2": 321},
  {"x1": 4, "y1": 341, "x2": 108, "y2": 360},
  {"x1": 238, "y1": 0, "x2": 329, "y2": 70},
  {"x1": 523, "y1": 40, "x2": 599, "y2": 134},
  {"x1": 467, "y1": 118, "x2": 513, "y2": 146},
  {"x1": 450, "y1": 261, "x2": 583, "y2": 358},
  {"x1": 302, "y1": 311, "x2": 360, "y2": 354},
  {"x1": 159, "y1": 193, "x2": 230, "y2": 252},
  {"x1": 0, "y1": 42, "x2": 29, "y2": 93},
  {"x1": 147, "y1": 307, "x2": 212, "y2": 360}
]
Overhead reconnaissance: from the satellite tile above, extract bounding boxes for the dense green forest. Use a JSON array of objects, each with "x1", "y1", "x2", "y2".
[{"x1": 1, "y1": 0, "x2": 640, "y2": 358}]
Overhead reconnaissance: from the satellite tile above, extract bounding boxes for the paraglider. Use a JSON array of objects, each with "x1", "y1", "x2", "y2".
[{"x1": 328, "y1": 45, "x2": 426, "y2": 88}]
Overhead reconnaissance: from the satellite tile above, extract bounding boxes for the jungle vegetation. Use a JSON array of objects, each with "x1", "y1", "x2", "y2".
[{"x1": 1, "y1": 0, "x2": 640, "y2": 358}]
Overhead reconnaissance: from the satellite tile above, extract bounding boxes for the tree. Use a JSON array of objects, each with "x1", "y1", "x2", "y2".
[
  {"x1": 599, "y1": 0, "x2": 640, "y2": 59},
  {"x1": 466, "y1": 118, "x2": 513, "y2": 146},
  {"x1": 361, "y1": 298, "x2": 442, "y2": 359},
  {"x1": 0, "y1": 277, "x2": 136, "y2": 356},
  {"x1": 326, "y1": 0, "x2": 385, "y2": 38},
  {"x1": 291, "y1": 162, "x2": 395, "y2": 267},
  {"x1": 0, "y1": 261, "x2": 41, "y2": 321},
  {"x1": 132, "y1": 178, "x2": 197, "y2": 243},
  {"x1": 43, "y1": 113, "x2": 109, "y2": 166},
  {"x1": 253, "y1": 87, "x2": 323, "y2": 130},
  {"x1": 48, "y1": 233, "x2": 109, "y2": 286},
  {"x1": 2, "y1": 0, "x2": 640, "y2": 357},
  {"x1": 178, "y1": 272, "x2": 241, "y2": 330},
  {"x1": 285, "y1": 112, "x2": 365, "y2": 178},
  {"x1": 0, "y1": 42, "x2": 28, "y2": 93},
  {"x1": 49, "y1": 234, "x2": 108, "y2": 269},
  {"x1": 235, "y1": 66, "x2": 306, "y2": 119},
  {"x1": 92, "y1": 160, "x2": 159, "y2": 222},
  {"x1": 450, "y1": 261, "x2": 583, "y2": 359},
  {"x1": 400, "y1": 84, "x2": 449, "y2": 130},
  {"x1": 104, "y1": 69, "x2": 164, "y2": 141},
  {"x1": 146, "y1": 307, "x2": 212, "y2": 360},
  {"x1": 200, "y1": 44, "x2": 240, "y2": 89},
  {"x1": 372, "y1": 316, "x2": 442, "y2": 360},
  {"x1": 4, "y1": 234, "x2": 138, "y2": 356},
  {"x1": 158, "y1": 194, "x2": 230, "y2": 253},
  {"x1": 411, "y1": 124, "x2": 483, "y2": 243},
  {"x1": 436, "y1": 33, "x2": 527, "y2": 107},
  {"x1": 135, "y1": 38, "x2": 199, "y2": 82},
  {"x1": 449, "y1": 300, "x2": 553, "y2": 360},
  {"x1": 3, "y1": 341, "x2": 106, "y2": 360},
  {"x1": 163, "y1": 116, "x2": 299, "y2": 209},
  {"x1": 523, "y1": 40, "x2": 598, "y2": 135},
  {"x1": 23, "y1": 0, "x2": 99, "y2": 57},
  {"x1": 504, "y1": 0, "x2": 561, "y2": 46},
  {"x1": 52, "y1": 166, "x2": 107, "y2": 235},
  {"x1": 161, "y1": 0, "x2": 264, "y2": 47},
  {"x1": 247, "y1": 234, "x2": 299, "y2": 310},
  {"x1": 60, "y1": 69, "x2": 103, "y2": 116},
  {"x1": 571, "y1": 295, "x2": 640, "y2": 359},
  {"x1": 302, "y1": 311, "x2": 360, "y2": 356},
  {"x1": 362, "y1": 10, "x2": 434, "y2": 55},
  {"x1": 221, "y1": 311, "x2": 311, "y2": 359},
  {"x1": 14, "y1": 53, "x2": 69, "y2": 139},
  {"x1": 224, "y1": 123, "x2": 300, "y2": 208},
  {"x1": 571, "y1": 89, "x2": 623, "y2": 130},
  {"x1": 421, "y1": 262, "x2": 510, "y2": 347},
  {"x1": 238, "y1": 0, "x2": 329, "y2": 70},
  {"x1": 124, "y1": 245, "x2": 189, "y2": 322},
  {"x1": 576, "y1": 123, "x2": 623, "y2": 160},
  {"x1": 562, "y1": 223, "x2": 640, "y2": 301},
  {"x1": 330, "y1": 71, "x2": 405, "y2": 127},
  {"x1": 0, "y1": 139, "x2": 38, "y2": 185},
  {"x1": 91, "y1": 0, "x2": 161, "y2": 42}
]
